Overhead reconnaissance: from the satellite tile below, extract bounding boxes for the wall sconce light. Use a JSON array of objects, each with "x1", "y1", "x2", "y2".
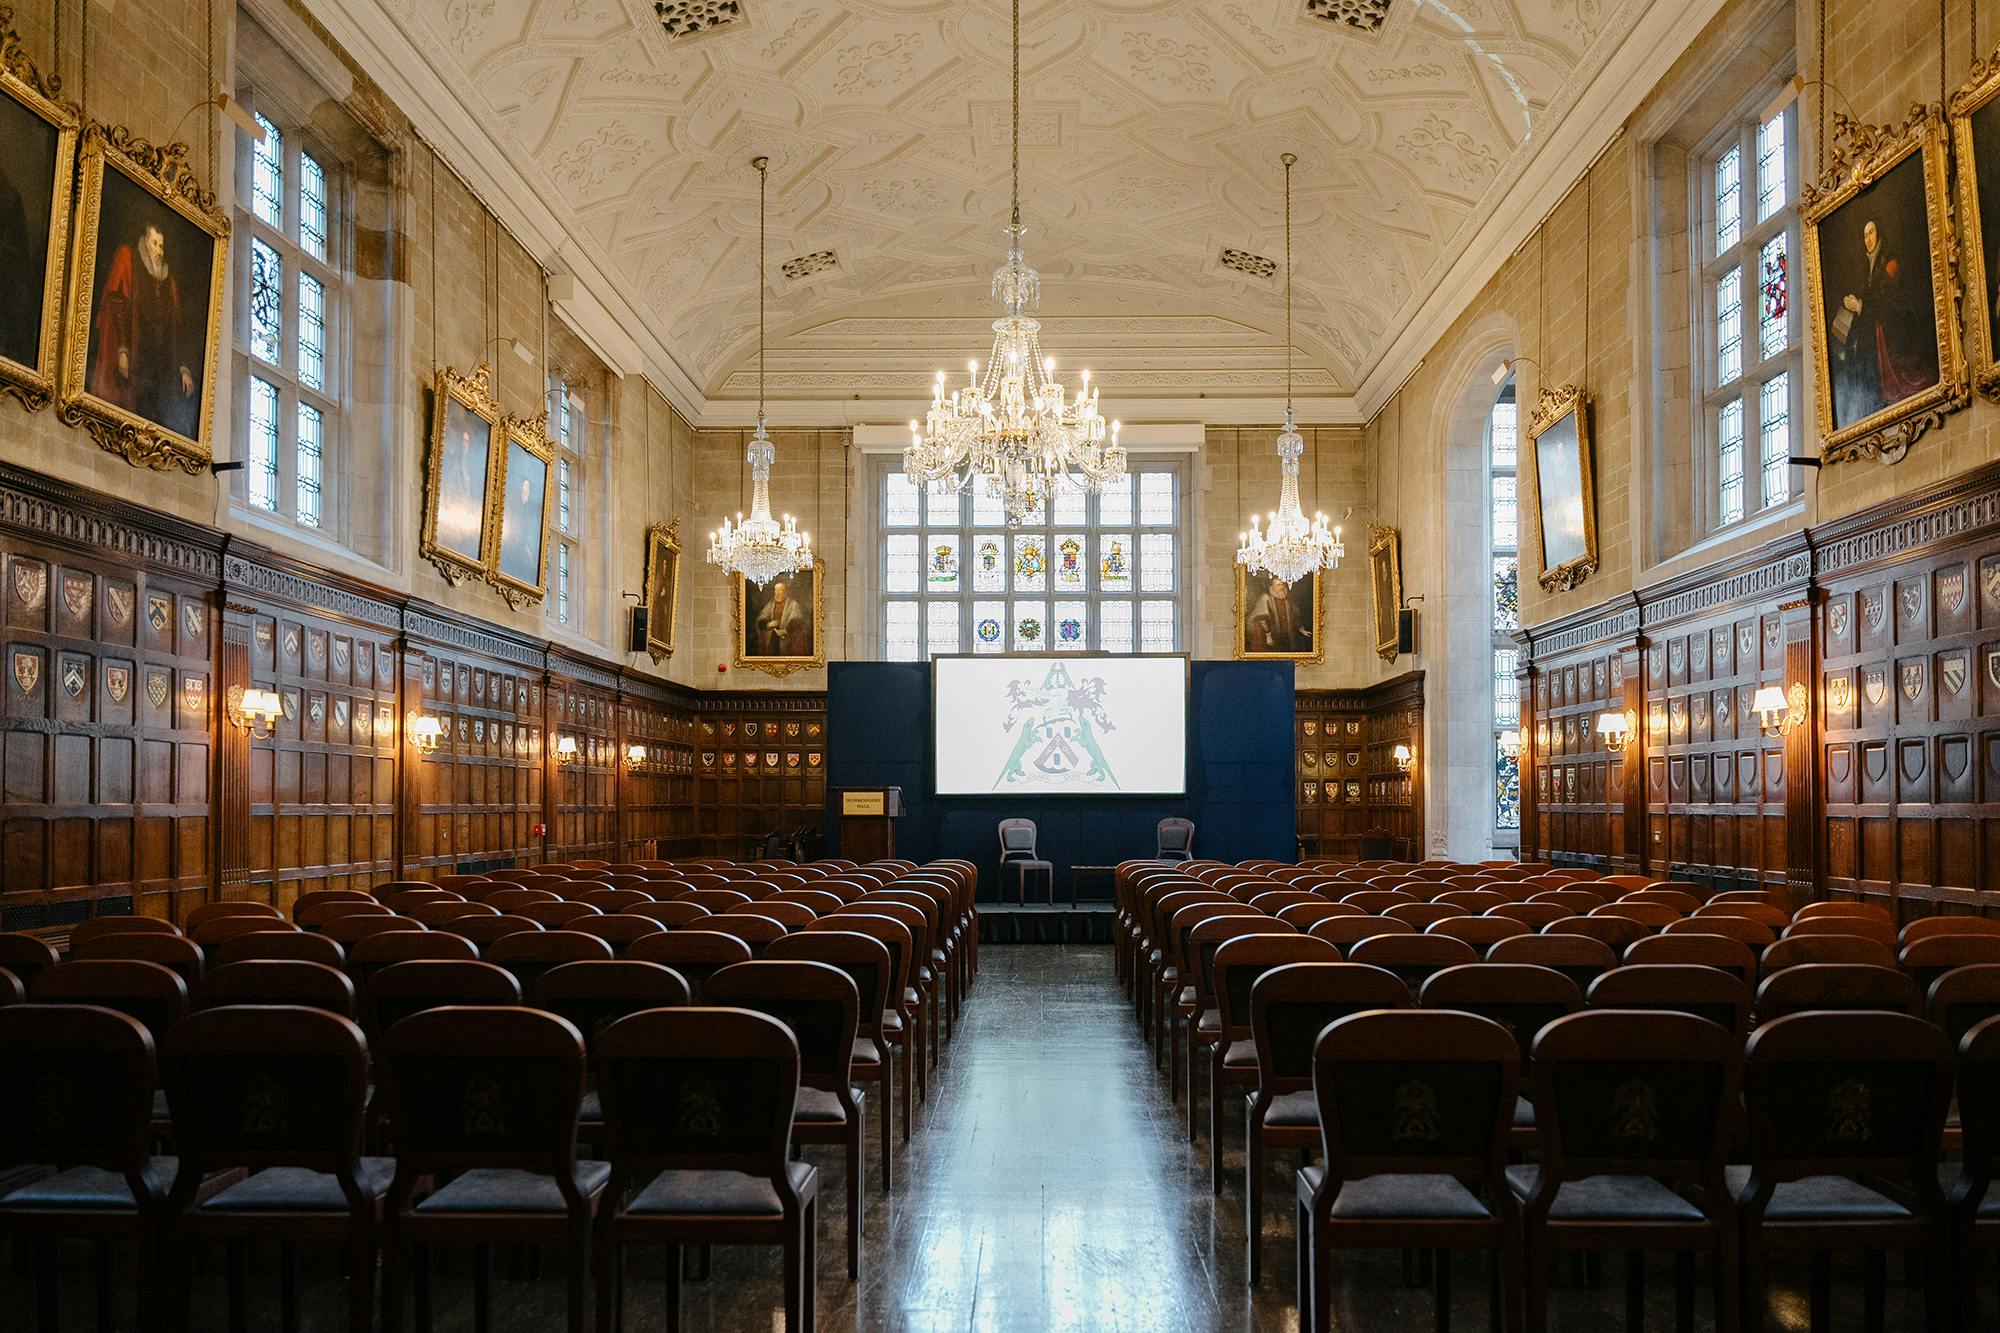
[
  {"x1": 1595, "y1": 709, "x2": 1633, "y2": 750},
  {"x1": 625, "y1": 743, "x2": 648, "y2": 767},
  {"x1": 1752, "y1": 683, "x2": 1808, "y2": 738},
  {"x1": 408, "y1": 712, "x2": 444, "y2": 753},
  {"x1": 1391, "y1": 742, "x2": 1415, "y2": 774},
  {"x1": 1498, "y1": 729, "x2": 1521, "y2": 756},
  {"x1": 225, "y1": 685, "x2": 283, "y2": 739},
  {"x1": 555, "y1": 734, "x2": 580, "y2": 763}
]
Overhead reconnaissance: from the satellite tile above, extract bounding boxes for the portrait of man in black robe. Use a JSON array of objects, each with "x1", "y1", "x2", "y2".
[
  {"x1": 1821, "y1": 154, "x2": 1941, "y2": 429},
  {"x1": 0, "y1": 94, "x2": 58, "y2": 371}
]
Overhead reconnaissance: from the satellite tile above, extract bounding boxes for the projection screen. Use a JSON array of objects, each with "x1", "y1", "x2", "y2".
[{"x1": 932, "y1": 654, "x2": 1189, "y2": 797}]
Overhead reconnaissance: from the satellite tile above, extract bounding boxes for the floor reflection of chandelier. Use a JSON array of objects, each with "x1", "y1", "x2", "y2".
[
  {"x1": 1237, "y1": 152, "x2": 1344, "y2": 584},
  {"x1": 708, "y1": 155, "x2": 814, "y2": 587},
  {"x1": 902, "y1": 0, "x2": 1124, "y2": 527}
]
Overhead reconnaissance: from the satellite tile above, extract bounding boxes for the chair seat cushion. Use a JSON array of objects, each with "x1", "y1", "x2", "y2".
[
  {"x1": 1726, "y1": 1167, "x2": 1913, "y2": 1222},
  {"x1": 1196, "y1": 1009, "x2": 1221, "y2": 1038},
  {"x1": 0, "y1": 1160, "x2": 174, "y2": 1211},
  {"x1": 796, "y1": 1088, "x2": 850, "y2": 1124},
  {"x1": 580, "y1": 1090, "x2": 602, "y2": 1122},
  {"x1": 880, "y1": 1011, "x2": 903, "y2": 1034},
  {"x1": 414, "y1": 1163, "x2": 611, "y2": 1215},
  {"x1": 1222, "y1": 1039, "x2": 1257, "y2": 1069},
  {"x1": 202, "y1": 1159, "x2": 397, "y2": 1213},
  {"x1": 1505, "y1": 1167, "x2": 1707, "y2": 1223},
  {"x1": 624, "y1": 1162, "x2": 815, "y2": 1219},
  {"x1": 1513, "y1": 1096, "x2": 1535, "y2": 1129},
  {"x1": 1299, "y1": 1167, "x2": 1493, "y2": 1222},
  {"x1": 1265, "y1": 1090, "x2": 1319, "y2": 1128},
  {"x1": 851, "y1": 1038, "x2": 883, "y2": 1071}
]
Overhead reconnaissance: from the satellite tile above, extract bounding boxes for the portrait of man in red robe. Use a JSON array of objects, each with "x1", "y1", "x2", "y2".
[{"x1": 87, "y1": 218, "x2": 200, "y2": 439}]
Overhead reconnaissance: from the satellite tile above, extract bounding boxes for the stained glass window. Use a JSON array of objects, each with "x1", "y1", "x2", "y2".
[
  {"x1": 548, "y1": 379, "x2": 585, "y2": 626},
  {"x1": 1718, "y1": 398, "x2": 1745, "y2": 525},
  {"x1": 248, "y1": 378, "x2": 279, "y2": 511},
  {"x1": 1492, "y1": 557, "x2": 1518, "y2": 633},
  {"x1": 252, "y1": 115, "x2": 283, "y2": 227},
  {"x1": 1758, "y1": 235, "x2": 1787, "y2": 359},
  {"x1": 1487, "y1": 383, "x2": 1520, "y2": 838},
  {"x1": 295, "y1": 402, "x2": 322, "y2": 527},
  {"x1": 1495, "y1": 740, "x2": 1520, "y2": 833},
  {"x1": 885, "y1": 602, "x2": 920, "y2": 660},
  {"x1": 555, "y1": 542, "x2": 570, "y2": 624},
  {"x1": 1759, "y1": 372, "x2": 1790, "y2": 510},
  {"x1": 297, "y1": 272, "x2": 325, "y2": 391},
  {"x1": 876, "y1": 458, "x2": 1184, "y2": 657},
  {"x1": 249, "y1": 240, "x2": 282, "y2": 364},
  {"x1": 1715, "y1": 145, "x2": 1741, "y2": 251},
  {"x1": 1716, "y1": 268, "x2": 1743, "y2": 384},
  {"x1": 1755, "y1": 112, "x2": 1787, "y2": 223},
  {"x1": 299, "y1": 152, "x2": 327, "y2": 262},
  {"x1": 1491, "y1": 474, "x2": 1516, "y2": 549},
  {"x1": 557, "y1": 458, "x2": 573, "y2": 536},
  {"x1": 1489, "y1": 399, "x2": 1517, "y2": 467},
  {"x1": 1493, "y1": 648, "x2": 1519, "y2": 719}
]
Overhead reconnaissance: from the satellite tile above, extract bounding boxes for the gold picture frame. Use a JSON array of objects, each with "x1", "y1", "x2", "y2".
[
  {"x1": 0, "y1": 8, "x2": 79, "y2": 412},
  {"x1": 732, "y1": 561, "x2": 824, "y2": 678},
  {"x1": 488, "y1": 410, "x2": 556, "y2": 609},
  {"x1": 1802, "y1": 107, "x2": 1967, "y2": 462},
  {"x1": 643, "y1": 519, "x2": 681, "y2": 662},
  {"x1": 1522, "y1": 383, "x2": 1598, "y2": 593},
  {"x1": 1368, "y1": 524, "x2": 1402, "y2": 662},
  {"x1": 420, "y1": 363, "x2": 502, "y2": 586},
  {"x1": 1951, "y1": 48, "x2": 2000, "y2": 400},
  {"x1": 58, "y1": 123, "x2": 228, "y2": 473},
  {"x1": 1233, "y1": 564, "x2": 1323, "y2": 664}
]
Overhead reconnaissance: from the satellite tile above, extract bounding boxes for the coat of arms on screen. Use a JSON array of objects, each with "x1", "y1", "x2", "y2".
[{"x1": 994, "y1": 660, "x2": 1119, "y2": 791}]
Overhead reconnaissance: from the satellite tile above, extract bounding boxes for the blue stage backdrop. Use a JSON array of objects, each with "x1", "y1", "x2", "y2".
[{"x1": 825, "y1": 660, "x2": 1296, "y2": 898}]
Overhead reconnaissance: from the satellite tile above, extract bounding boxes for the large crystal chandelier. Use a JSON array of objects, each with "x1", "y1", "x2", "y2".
[
  {"x1": 708, "y1": 155, "x2": 813, "y2": 587},
  {"x1": 1237, "y1": 152, "x2": 1344, "y2": 584},
  {"x1": 903, "y1": 0, "x2": 1124, "y2": 526}
]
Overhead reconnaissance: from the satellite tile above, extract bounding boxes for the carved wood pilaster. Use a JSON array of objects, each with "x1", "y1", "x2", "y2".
[
  {"x1": 212, "y1": 601, "x2": 254, "y2": 904},
  {"x1": 1781, "y1": 595, "x2": 1821, "y2": 908},
  {"x1": 1615, "y1": 637, "x2": 1647, "y2": 873}
]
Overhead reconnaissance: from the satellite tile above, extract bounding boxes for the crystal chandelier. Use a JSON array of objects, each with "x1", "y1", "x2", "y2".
[
  {"x1": 1237, "y1": 152, "x2": 1344, "y2": 584},
  {"x1": 708, "y1": 155, "x2": 813, "y2": 587},
  {"x1": 903, "y1": 0, "x2": 1124, "y2": 526}
]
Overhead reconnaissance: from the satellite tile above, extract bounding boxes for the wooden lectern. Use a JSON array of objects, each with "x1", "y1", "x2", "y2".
[{"x1": 836, "y1": 787, "x2": 903, "y2": 861}]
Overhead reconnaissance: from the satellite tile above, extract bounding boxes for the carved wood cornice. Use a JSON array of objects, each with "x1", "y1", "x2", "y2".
[
  {"x1": 1638, "y1": 533, "x2": 1813, "y2": 630},
  {"x1": 220, "y1": 539, "x2": 402, "y2": 632},
  {"x1": 1518, "y1": 596, "x2": 1641, "y2": 664},
  {"x1": 402, "y1": 607, "x2": 548, "y2": 671},
  {"x1": 1810, "y1": 458, "x2": 2000, "y2": 579},
  {"x1": 0, "y1": 460, "x2": 220, "y2": 579}
]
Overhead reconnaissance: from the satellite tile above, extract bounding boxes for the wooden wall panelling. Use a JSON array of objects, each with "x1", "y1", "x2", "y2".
[
  {"x1": 618, "y1": 689, "x2": 696, "y2": 858},
  {"x1": 214, "y1": 604, "x2": 253, "y2": 904},
  {"x1": 1294, "y1": 673, "x2": 1424, "y2": 860},
  {"x1": 693, "y1": 693, "x2": 827, "y2": 859},
  {"x1": 549, "y1": 657, "x2": 619, "y2": 863}
]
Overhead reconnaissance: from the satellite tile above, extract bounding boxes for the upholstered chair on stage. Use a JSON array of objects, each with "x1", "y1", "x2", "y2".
[
  {"x1": 1156, "y1": 818, "x2": 1195, "y2": 862},
  {"x1": 997, "y1": 819, "x2": 1054, "y2": 905}
]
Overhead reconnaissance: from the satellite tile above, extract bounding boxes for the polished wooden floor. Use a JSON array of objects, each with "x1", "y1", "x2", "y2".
[{"x1": 12, "y1": 944, "x2": 1935, "y2": 1330}]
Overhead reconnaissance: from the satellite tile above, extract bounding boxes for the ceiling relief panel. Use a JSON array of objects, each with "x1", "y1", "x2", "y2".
[{"x1": 375, "y1": 0, "x2": 1650, "y2": 400}]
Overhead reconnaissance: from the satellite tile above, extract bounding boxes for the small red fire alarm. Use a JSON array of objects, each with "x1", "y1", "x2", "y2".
[{"x1": 531, "y1": 822, "x2": 547, "y2": 837}]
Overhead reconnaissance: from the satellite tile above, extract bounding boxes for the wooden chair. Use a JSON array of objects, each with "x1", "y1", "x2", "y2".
[
  {"x1": 1306, "y1": 915, "x2": 1415, "y2": 954},
  {"x1": 766, "y1": 931, "x2": 900, "y2": 1196},
  {"x1": 1543, "y1": 915, "x2": 1647, "y2": 955},
  {"x1": 189, "y1": 915, "x2": 296, "y2": 949},
  {"x1": 198, "y1": 960, "x2": 357, "y2": 1017},
  {"x1": 1903, "y1": 916, "x2": 2000, "y2": 947},
  {"x1": 1511, "y1": 1010, "x2": 1741, "y2": 1333},
  {"x1": 571, "y1": 913, "x2": 668, "y2": 957},
  {"x1": 406, "y1": 900, "x2": 498, "y2": 927},
  {"x1": 1428, "y1": 916, "x2": 1531, "y2": 951},
  {"x1": 1950, "y1": 1013, "x2": 2000, "y2": 1328},
  {"x1": 1436, "y1": 889, "x2": 1511, "y2": 915},
  {"x1": 1347, "y1": 934, "x2": 1480, "y2": 992},
  {"x1": 363, "y1": 959, "x2": 522, "y2": 1036},
  {"x1": 70, "y1": 916, "x2": 182, "y2": 947},
  {"x1": 1755, "y1": 963, "x2": 1918, "y2": 1019},
  {"x1": 770, "y1": 890, "x2": 844, "y2": 918},
  {"x1": 678, "y1": 888, "x2": 755, "y2": 913},
  {"x1": 1589, "y1": 901, "x2": 1680, "y2": 931},
  {"x1": 1793, "y1": 900, "x2": 1893, "y2": 924},
  {"x1": 1927, "y1": 963, "x2": 2000, "y2": 1044},
  {"x1": 1694, "y1": 901, "x2": 1789, "y2": 930},
  {"x1": 1296, "y1": 1010, "x2": 1522, "y2": 1333},
  {"x1": 709, "y1": 959, "x2": 868, "y2": 1280},
  {"x1": 1184, "y1": 917, "x2": 1296, "y2": 1128},
  {"x1": 210, "y1": 929, "x2": 346, "y2": 969},
  {"x1": 1207, "y1": 935, "x2": 1342, "y2": 1191},
  {"x1": 73, "y1": 931, "x2": 206, "y2": 987},
  {"x1": 1526, "y1": 889, "x2": 1607, "y2": 914},
  {"x1": 1783, "y1": 915, "x2": 1897, "y2": 949},
  {"x1": 593, "y1": 1008, "x2": 819, "y2": 1332},
  {"x1": 484, "y1": 888, "x2": 562, "y2": 914},
  {"x1": 296, "y1": 898, "x2": 391, "y2": 930},
  {"x1": 1624, "y1": 933, "x2": 1759, "y2": 985},
  {"x1": 1903, "y1": 934, "x2": 2000, "y2": 997},
  {"x1": 577, "y1": 889, "x2": 655, "y2": 915},
  {"x1": 1622, "y1": 888, "x2": 1701, "y2": 916},
  {"x1": 346, "y1": 929, "x2": 477, "y2": 986},
  {"x1": 321, "y1": 914, "x2": 427, "y2": 947},
  {"x1": 630, "y1": 901, "x2": 713, "y2": 929},
  {"x1": 485, "y1": 930, "x2": 615, "y2": 994},
  {"x1": 187, "y1": 902, "x2": 285, "y2": 931},
  {"x1": 1486, "y1": 934, "x2": 1616, "y2": 991},
  {"x1": 0, "y1": 966, "x2": 19, "y2": 1007},
  {"x1": 32, "y1": 959, "x2": 189, "y2": 1050},
  {"x1": 628, "y1": 930, "x2": 757, "y2": 1000},
  {"x1": 1385, "y1": 903, "x2": 1461, "y2": 931},
  {"x1": 1736, "y1": 1012, "x2": 1951, "y2": 1333},
  {"x1": 1244, "y1": 962, "x2": 1410, "y2": 1282},
  {"x1": 826, "y1": 910, "x2": 930, "y2": 1116},
  {"x1": 1663, "y1": 915, "x2": 1775, "y2": 951},
  {"x1": 449, "y1": 914, "x2": 545, "y2": 948},
  {"x1": 531, "y1": 960, "x2": 691, "y2": 1050},
  {"x1": 375, "y1": 887, "x2": 461, "y2": 914},
  {"x1": 0, "y1": 932, "x2": 61, "y2": 993},
  {"x1": 1342, "y1": 890, "x2": 1417, "y2": 916},
  {"x1": 739, "y1": 900, "x2": 817, "y2": 931},
  {"x1": 1761, "y1": 934, "x2": 1897, "y2": 973},
  {"x1": 1419, "y1": 962, "x2": 1581, "y2": 1150},
  {"x1": 1487, "y1": 902, "x2": 1577, "y2": 931},
  {"x1": 161, "y1": 1005, "x2": 391, "y2": 1333},
  {"x1": 0, "y1": 1004, "x2": 175, "y2": 1332},
  {"x1": 377, "y1": 1006, "x2": 606, "y2": 1333},
  {"x1": 522, "y1": 901, "x2": 605, "y2": 929},
  {"x1": 1587, "y1": 963, "x2": 1751, "y2": 1038}
]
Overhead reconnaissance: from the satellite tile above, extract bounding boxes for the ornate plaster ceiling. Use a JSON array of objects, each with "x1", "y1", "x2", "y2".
[{"x1": 356, "y1": 0, "x2": 1652, "y2": 409}]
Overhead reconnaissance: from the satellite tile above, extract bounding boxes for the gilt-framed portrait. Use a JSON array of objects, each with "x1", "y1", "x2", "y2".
[
  {"x1": 643, "y1": 519, "x2": 681, "y2": 662},
  {"x1": 0, "y1": 13, "x2": 79, "y2": 411},
  {"x1": 490, "y1": 414, "x2": 555, "y2": 608},
  {"x1": 733, "y1": 562, "x2": 823, "y2": 678},
  {"x1": 421, "y1": 363, "x2": 501, "y2": 585},
  {"x1": 1234, "y1": 565, "x2": 1322, "y2": 663},
  {"x1": 1368, "y1": 524, "x2": 1402, "y2": 662},
  {"x1": 1951, "y1": 50, "x2": 2000, "y2": 400},
  {"x1": 1803, "y1": 107, "x2": 1965, "y2": 462},
  {"x1": 1522, "y1": 384, "x2": 1598, "y2": 593},
  {"x1": 59, "y1": 124, "x2": 228, "y2": 473}
]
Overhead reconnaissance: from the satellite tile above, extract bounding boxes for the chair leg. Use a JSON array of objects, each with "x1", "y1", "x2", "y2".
[
  {"x1": 1862, "y1": 1249, "x2": 1886, "y2": 1333},
  {"x1": 1435, "y1": 1249, "x2": 1453, "y2": 1333},
  {"x1": 899, "y1": 1040, "x2": 913, "y2": 1145},
  {"x1": 1210, "y1": 1059, "x2": 1227, "y2": 1195},
  {"x1": 1808, "y1": 1251, "x2": 1830, "y2": 1333},
  {"x1": 382, "y1": 1231, "x2": 406, "y2": 1333},
  {"x1": 1499, "y1": 1231, "x2": 1525, "y2": 1333},
  {"x1": 34, "y1": 1239, "x2": 57, "y2": 1333},
  {"x1": 1186, "y1": 1028, "x2": 1200, "y2": 1138},
  {"x1": 1311, "y1": 1225, "x2": 1334, "y2": 1333},
  {"x1": 95, "y1": 1239, "x2": 114, "y2": 1332},
  {"x1": 847, "y1": 1118, "x2": 864, "y2": 1281},
  {"x1": 1245, "y1": 1116, "x2": 1264, "y2": 1284},
  {"x1": 665, "y1": 1243, "x2": 682, "y2": 1333},
  {"x1": 803, "y1": 1197, "x2": 819, "y2": 1333},
  {"x1": 1675, "y1": 1251, "x2": 1695, "y2": 1333},
  {"x1": 1623, "y1": 1251, "x2": 1643, "y2": 1333},
  {"x1": 876, "y1": 1075, "x2": 894, "y2": 1193},
  {"x1": 348, "y1": 1233, "x2": 377, "y2": 1333},
  {"x1": 282, "y1": 1240, "x2": 302, "y2": 1333},
  {"x1": 227, "y1": 1241, "x2": 247, "y2": 1333},
  {"x1": 568, "y1": 1220, "x2": 591, "y2": 1333},
  {"x1": 594, "y1": 1236, "x2": 620, "y2": 1333},
  {"x1": 1167, "y1": 1008, "x2": 1181, "y2": 1100},
  {"x1": 474, "y1": 1243, "x2": 492, "y2": 1333},
  {"x1": 1295, "y1": 1199, "x2": 1311, "y2": 1332},
  {"x1": 1523, "y1": 1237, "x2": 1549, "y2": 1333}
]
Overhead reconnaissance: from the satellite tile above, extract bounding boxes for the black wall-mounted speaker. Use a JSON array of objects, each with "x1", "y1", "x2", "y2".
[
  {"x1": 1397, "y1": 608, "x2": 1418, "y2": 656},
  {"x1": 627, "y1": 607, "x2": 648, "y2": 654}
]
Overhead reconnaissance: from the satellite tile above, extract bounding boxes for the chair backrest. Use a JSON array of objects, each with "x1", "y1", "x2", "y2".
[
  {"x1": 321, "y1": 914, "x2": 427, "y2": 946},
  {"x1": 594, "y1": 1007, "x2": 804, "y2": 1183},
  {"x1": 1427, "y1": 916, "x2": 1530, "y2": 950},
  {"x1": 1756, "y1": 963, "x2": 1918, "y2": 1018},
  {"x1": 0, "y1": 932, "x2": 62, "y2": 993},
  {"x1": 1486, "y1": 933, "x2": 1618, "y2": 991},
  {"x1": 407, "y1": 901, "x2": 498, "y2": 928},
  {"x1": 1586, "y1": 964, "x2": 1751, "y2": 1038},
  {"x1": 1306, "y1": 915, "x2": 1414, "y2": 953},
  {"x1": 1276, "y1": 901, "x2": 1363, "y2": 931},
  {"x1": 198, "y1": 960, "x2": 357, "y2": 1017},
  {"x1": 998, "y1": 818, "x2": 1039, "y2": 861},
  {"x1": 1313, "y1": 1010, "x2": 1519, "y2": 1187},
  {"x1": 1663, "y1": 915, "x2": 1774, "y2": 949},
  {"x1": 1761, "y1": 934, "x2": 1897, "y2": 972},
  {"x1": 1384, "y1": 903, "x2": 1459, "y2": 931},
  {"x1": 485, "y1": 888, "x2": 563, "y2": 914},
  {"x1": 296, "y1": 898, "x2": 391, "y2": 930},
  {"x1": 31, "y1": 958, "x2": 189, "y2": 1045},
  {"x1": 700, "y1": 913, "x2": 790, "y2": 956},
  {"x1": 0, "y1": 1004, "x2": 156, "y2": 1179},
  {"x1": 1346, "y1": 934, "x2": 1480, "y2": 991},
  {"x1": 1926, "y1": 963, "x2": 2000, "y2": 1043},
  {"x1": 1588, "y1": 901, "x2": 1679, "y2": 931},
  {"x1": 187, "y1": 902, "x2": 286, "y2": 931},
  {"x1": 706, "y1": 960, "x2": 859, "y2": 1093},
  {"x1": 190, "y1": 916, "x2": 296, "y2": 949},
  {"x1": 73, "y1": 932, "x2": 205, "y2": 986},
  {"x1": 521, "y1": 901, "x2": 604, "y2": 929},
  {"x1": 1250, "y1": 962, "x2": 1410, "y2": 1092},
  {"x1": 71, "y1": 916, "x2": 182, "y2": 947},
  {"x1": 627, "y1": 930, "x2": 757, "y2": 998},
  {"x1": 1959, "y1": 1014, "x2": 2000, "y2": 1196},
  {"x1": 162, "y1": 1005, "x2": 372, "y2": 1185},
  {"x1": 1417, "y1": 963, "x2": 1581, "y2": 1067},
  {"x1": 484, "y1": 930, "x2": 615, "y2": 992},
  {"x1": 1543, "y1": 914, "x2": 1647, "y2": 955},
  {"x1": 378, "y1": 1006, "x2": 589, "y2": 1194},
  {"x1": 1527, "y1": 888, "x2": 1608, "y2": 914},
  {"x1": 529, "y1": 960, "x2": 691, "y2": 1045},
  {"x1": 1902, "y1": 915, "x2": 2000, "y2": 946},
  {"x1": 449, "y1": 915, "x2": 546, "y2": 948},
  {"x1": 209, "y1": 930, "x2": 346, "y2": 969},
  {"x1": 1794, "y1": 900, "x2": 1893, "y2": 924},
  {"x1": 1156, "y1": 818, "x2": 1194, "y2": 860},
  {"x1": 1694, "y1": 901, "x2": 1788, "y2": 929},
  {"x1": 577, "y1": 889, "x2": 654, "y2": 915},
  {"x1": 1340, "y1": 890, "x2": 1415, "y2": 916},
  {"x1": 1623, "y1": 889, "x2": 1701, "y2": 915},
  {"x1": 570, "y1": 913, "x2": 669, "y2": 957},
  {"x1": 764, "y1": 931, "x2": 894, "y2": 1039},
  {"x1": 364, "y1": 959, "x2": 523, "y2": 1034},
  {"x1": 1526, "y1": 1009, "x2": 1740, "y2": 1187},
  {"x1": 631, "y1": 901, "x2": 714, "y2": 928},
  {"x1": 678, "y1": 889, "x2": 755, "y2": 913},
  {"x1": 1624, "y1": 933, "x2": 1758, "y2": 985},
  {"x1": 1436, "y1": 890, "x2": 1510, "y2": 915},
  {"x1": 1212, "y1": 934, "x2": 1342, "y2": 1039},
  {"x1": 1741, "y1": 1011, "x2": 1950, "y2": 1199},
  {"x1": 1783, "y1": 915, "x2": 1897, "y2": 948},
  {"x1": 347, "y1": 929, "x2": 478, "y2": 984}
]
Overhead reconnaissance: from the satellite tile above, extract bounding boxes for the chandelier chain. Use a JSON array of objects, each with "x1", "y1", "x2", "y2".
[
  {"x1": 758, "y1": 155, "x2": 766, "y2": 412},
  {"x1": 1011, "y1": 0, "x2": 1021, "y2": 230},
  {"x1": 1283, "y1": 151, "x2": 1294, "y2": 414}
]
